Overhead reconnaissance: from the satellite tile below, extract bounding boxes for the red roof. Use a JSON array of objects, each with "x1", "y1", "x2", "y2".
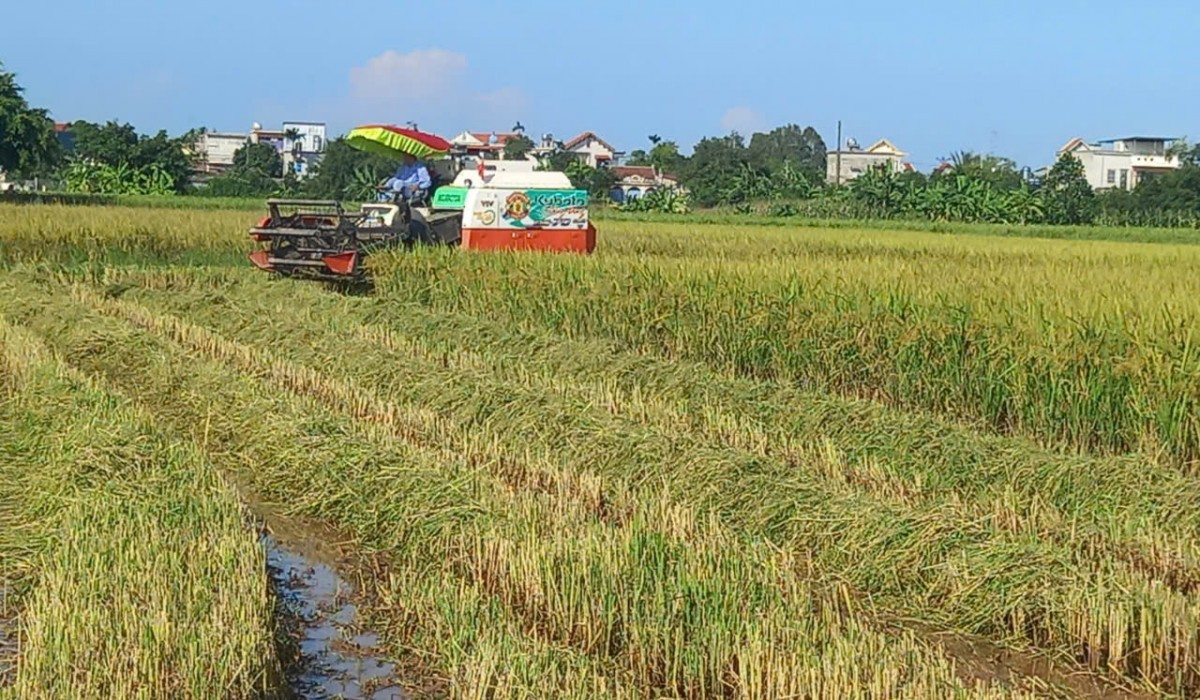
[
  {"x1": 468, "y1": 131, "x2": 521, "y2": 148},
  {"x1": 1059, "y1": 137, "x2": 1087, "y2": 153},
  {"x1": 612, "y1": 165, "x2": 657, "y2": 180},
  {"x1": 563, "y1": 131, "x2": 617, "y2": 152},
  {"x1": 54, "y1": 122, "x2": 71, "y2": 132}
]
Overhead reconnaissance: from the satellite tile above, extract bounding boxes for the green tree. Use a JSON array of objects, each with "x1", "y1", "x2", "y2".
[
  {"x1": 747, "y1": 124, "x2": 826, "y2": 180},
  {"x1": 1127, "y1": 165, "x2": 1200, "y2": 215},
  {"x1": 682, "y1": 132, "x2": 749, "y2": 206},
  {"x1": 232, "y1": 142, "x2": 283, "y2": 178},
  {"x1": 771, "y1": 160, "x2": 817, "y2": 199},
  {"x1": 646, "y1": 140, "x2": 685, "y2": 175},
  {"x1": 626, "y1": 149, "x2": 650, "y2": 166},
  {"x1": 1166, "y1": 137, "x2": 1198, "y2": 166},
  {"x1": 536, "y1": 144, "x2": 582, "y2": 174},
  {"x1": 563, "y1": 161, "x2": 617, "y2": 199},
  {"x1": 503, "y1": 134, "x2": 535, "y2": 161},
  {"x1": 626, "y1": 136, "x2": 686, "y2": 175},
  {"x1": 69, "y1": 120, "x2": 195, "y2": 192},
  {"x1": 135, "y1": 129, "x2": 195, "y2": 191},
  {"x1": 0, "y1": 64, "x2": 61, "y2": 178},
  {"x1": 303, "y1": 137, "x2": 395, "y2": 200},
  {"x1": 71, "y1": 121, "x2": 140, "y2": 167},
  {"x1": 937, "y1": 151, "x2": 1024, "y2": 191},
  {"x1": 199, "y1": 142, "x2": 284, "y2": 198},
  {"x1": 1040, "y1": 152, "x2": 1096, "y2": 225},
  {"x1": 849, "y1": 163, "x2": 907, "y2": 217}
]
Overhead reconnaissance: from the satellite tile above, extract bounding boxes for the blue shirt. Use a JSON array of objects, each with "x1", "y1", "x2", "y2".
[{"x1": 387, "y1": 162, "x2": 431, "y2": 193}]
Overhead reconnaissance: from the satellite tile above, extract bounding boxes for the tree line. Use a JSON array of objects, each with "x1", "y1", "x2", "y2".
[{"x1": 5, "y1": 63, "x2": 1200, "y2": 227}]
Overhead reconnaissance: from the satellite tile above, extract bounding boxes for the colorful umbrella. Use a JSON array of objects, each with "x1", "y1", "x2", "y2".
[{"x1": 345, "y1": 125, "x2": 452, "y2": 160}]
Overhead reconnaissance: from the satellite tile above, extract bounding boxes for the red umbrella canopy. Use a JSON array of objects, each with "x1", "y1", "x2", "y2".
[{"x1": 345, "y1": 125, "x2": 452, "y2": 160}]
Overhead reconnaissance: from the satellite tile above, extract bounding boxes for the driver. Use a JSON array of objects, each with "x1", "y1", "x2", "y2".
[{"x1": 384, "y1": 153, "x2": 431, "y2": 202}]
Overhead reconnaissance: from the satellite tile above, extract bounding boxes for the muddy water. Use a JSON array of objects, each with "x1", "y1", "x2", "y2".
[{"x1": 265, "y1": 536, "x2": 407, "y2": 700}]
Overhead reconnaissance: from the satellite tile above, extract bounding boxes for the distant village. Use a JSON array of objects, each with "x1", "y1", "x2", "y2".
[
  {"x1": 182, "y1": 121, "x2": 680, "y2": 204},
  {"x1": 1, "y1": 115, "x2": 1186, "y2": 203},
  {"x1": 162, "y1": 119, "x2": 1189, "y2": 199}
]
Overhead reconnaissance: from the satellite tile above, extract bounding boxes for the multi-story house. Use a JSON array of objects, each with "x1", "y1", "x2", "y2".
[
  {"x1": 1057, "y1": 136, "x2": 1181, "y2": 190},
  {"x1": 826, "y1": 138, "x2": 908, "y2": 184},
  {"x1": 449, "y1": 130, "x2": 525, "y2": 160},
  {"x1": 195, "y1": 131, "x2": 249, "y2": 174},
  {"x1": 560, "y1": 132, "x2": 622, "y2": 168}
]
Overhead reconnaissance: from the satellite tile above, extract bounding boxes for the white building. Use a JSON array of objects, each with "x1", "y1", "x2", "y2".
[
  {"x1": 281, "y1": 121, "x2": 326, "y2": 177},
  {"x1": 195, "y1": 131, "x2": 249, "y2": 174},
  {"x1": 1057, "y1": 136, "x2": 1181, "y2": 190},
  {"x1": 608, "y1": 165, "x2": 680, "y2": 202},
  {"x1": 246, "y1": 122, "x2": 326, "y2": 178},
  {"x1": 192, "y1": 121, "x2": 327, "y2": 178},
  {"x1": 826, "y1": 138, "x2": 909, "y2": 184},
  {"x1": 561, "y1": 132, "x2": 621, "y2": 168},
  {"x1": 449, "y1": 130, "x2": 526, "y2": 160}
]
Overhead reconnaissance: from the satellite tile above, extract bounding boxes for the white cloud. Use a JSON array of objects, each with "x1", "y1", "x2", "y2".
[
  {"x1": 349, "y1": 49, "x2": 468, "y2": 102},
  {"x1": 721, "y1": 106, "x2": 765, "y2": 135},
  {"x1": 338, "y1": 49, "x2": 528, "y2": 133}
]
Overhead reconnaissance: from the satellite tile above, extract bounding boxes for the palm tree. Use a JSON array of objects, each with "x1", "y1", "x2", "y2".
[
  {"x1": 1166, "y1": 137, "x2": 1193, "y2": 165},
  {"x1": 946, "y1": 150, "x2": 978, "y2": 169}
]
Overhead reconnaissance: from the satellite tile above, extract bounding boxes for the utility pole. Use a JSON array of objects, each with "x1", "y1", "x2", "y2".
[{"x1": 835, "y1": 120, "x2": 842, "y2": 187}]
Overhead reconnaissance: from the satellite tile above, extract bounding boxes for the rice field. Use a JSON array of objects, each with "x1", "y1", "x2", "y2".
[{"x1": 1, "y1": 202, "x2": 1198, "y2": 698}]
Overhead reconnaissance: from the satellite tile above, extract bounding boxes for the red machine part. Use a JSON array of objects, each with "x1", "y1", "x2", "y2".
[
  {"x1": 321, "y1": 251, "x2": 359, "y2": 275},
  {"x1": 250, "y1": 216, "x2": 272, "y2": 241},
  {"x1": 248, "y1": 250, "x2": 274, "y2": 271},
  {"x1": 460, "y1": 223, "x2": 597, "y2": 254}
]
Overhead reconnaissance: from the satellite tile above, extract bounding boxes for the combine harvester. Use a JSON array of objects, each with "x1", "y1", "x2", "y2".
[{"x1": 248, "y1": 124, "x2": 597, "y2": 281}]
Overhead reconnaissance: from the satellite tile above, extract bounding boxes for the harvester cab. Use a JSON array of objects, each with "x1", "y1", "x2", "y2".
[{"x1": 248, "y1": 125, "x2": 596, "y2": 281}]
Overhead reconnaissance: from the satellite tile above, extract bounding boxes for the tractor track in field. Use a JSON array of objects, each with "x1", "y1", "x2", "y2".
[
  {"x1": 8, "y1": 305, "x2": 437, "y2": 700},
  {"x1": 262, "y1": 527, "x2": 407, "y2": 700},
  {"x1": 232, "y1": 476, "x2": 439, "y2": 700}
]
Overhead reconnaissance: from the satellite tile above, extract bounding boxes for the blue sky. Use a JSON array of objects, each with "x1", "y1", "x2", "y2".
[{"x1": 5, "y1": 0, "x2": 1198, "y2": 170}]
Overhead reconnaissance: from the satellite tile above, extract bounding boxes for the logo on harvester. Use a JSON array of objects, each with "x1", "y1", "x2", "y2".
[{"x1": 504, "y1": 192, "x2": 532, "y2": 221}]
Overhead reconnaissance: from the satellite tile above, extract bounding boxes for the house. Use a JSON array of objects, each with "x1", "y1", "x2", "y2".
[
  {"x1": 449, "y1": 130, "x2": 530, "y2": 160},
  {"x1": 608, "y1": 165, "x2": 681, "y2": 203},
  {"x1": 191, "y1": 121, "x2": 325, "y2": 178},
  {"x1": 1056, "y1": 136, "x2": 1181, "y2": 190},
  {"x1": 249, "y1": 123, "x2": 286, "y2": 153},
  {"x1": 561, "y1": 132, "x2": 621, "y2": 168},
  {"x1": 826, "y1": 138, "x2": 909, "y2": 184},
  {"x1": 195, "y1": 131, "x2": 249, "y2": 174},
  {"x1": 281, "y1": 121, "x2": 326, "y2": 178}
]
